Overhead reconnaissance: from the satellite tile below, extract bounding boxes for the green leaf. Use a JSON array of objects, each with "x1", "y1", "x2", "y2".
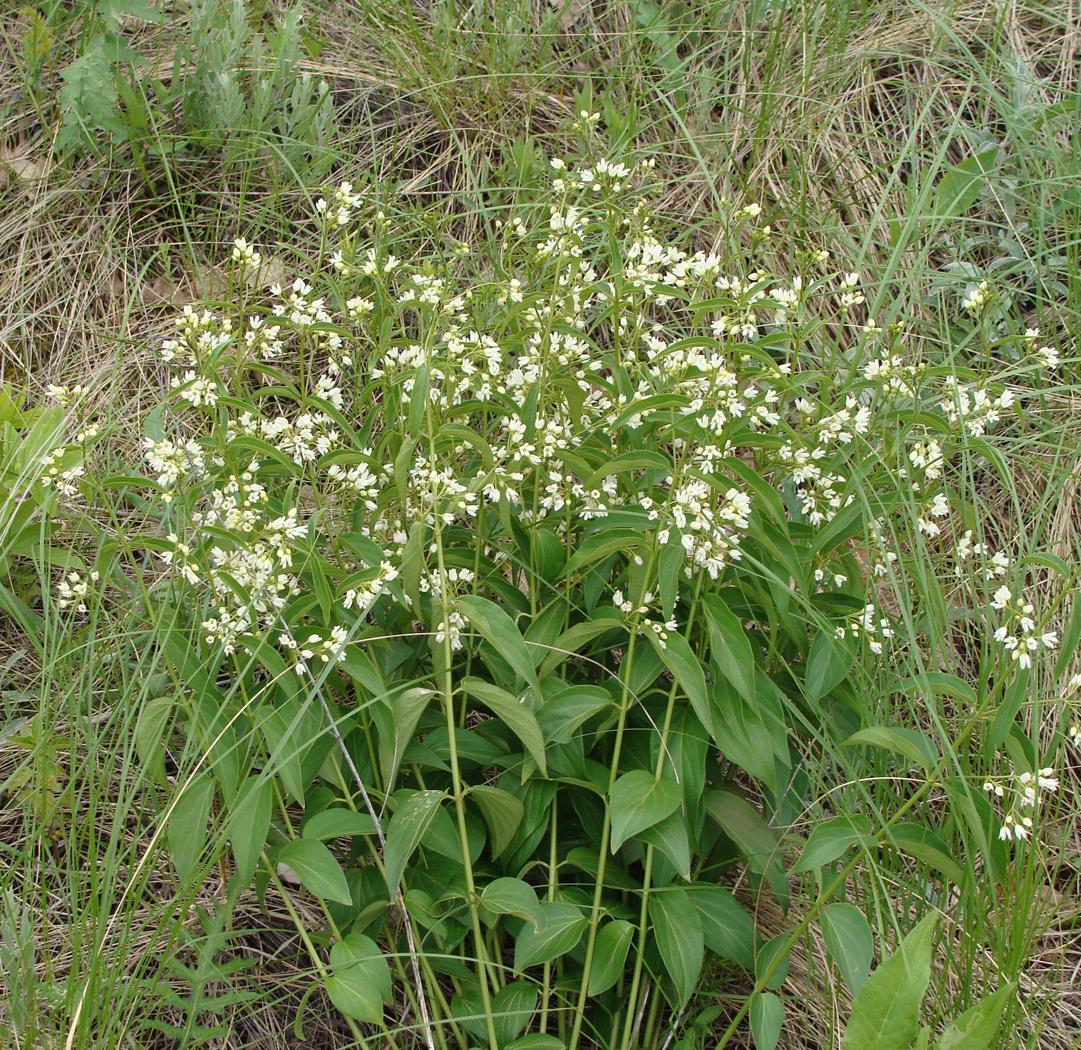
[
  {"x1": 793, "y1": 815, "x2": 873, "y2": 873},
  {"x1": 537, "y1": 615, "x2": 622, "y2": 677},
  {"x1": 805, "y1": 629, "x2": 855, "y2": 700},
  {"x1": 229, "y1": 776, "x2": 272, "y2": 881},
  {"x1": 168, "y1": 774, "x2": 215, "y2": 882},
  {"x1": 686, "y1": 885, "x2": 755, "y2": 970},
  {"x1": 480, "y1": 877, "x2": 541, "y2": 928},
  {"x1": 650, "y1": 629, "x2": 715, "y2": 737},
  {"x1": 844, "y1": 726, "x2": 938, "y2": 772},
  {"x1": 843, "y1": 914, "x2": 938, "y2": 1050},
  {"x1": 134, "y1": 695, "x2": 172, "y2": 783},
  {"x1": 822, "y1": 903, "x2": 873, "y2": 994},
  {"x1": 894, "y1": 672, "x2": 976, "y2": 706},
  {"x1": 536, "y1": 685, "x2": 612, "y2": 743},
  {"x1": 277, "y1": 839, "x2": 353, "y2": 905},
  {"x1": 506, "y1": 1037, "x2": 565, "y2": 1050},
  {"x1": 407, "y1": 363, "x2": 429, "y2": 436},
  {"x1": 705, "y1": 790, "x2": 785, "y2": 902},
  {"x1": 462, "y1": 678, "x2": 548, "y2": 776},
  {"x1": 325, "y1": 933, "x2": 391, "y2": 1023},
  {"x1": 750, "y1": 991, "x2": 784, "y2": 1050},
  {"x1": 384, "y1": 790, "x2": 445, "y2": 894},
  {"x1": 610, "y1": 771, "x2": 681, "y2": 853},
  {"x1": 755, "y1": 934, "x2": 790, "y2": 990},
  {"x1": 561, "y1": 529, "x2": 646, "y2": 578},
  {"x1": 457, "y1": 595, "x2": 540, "y2": 690},
  {"x1": 302, "y1": 808, "x2": 376, "y2": 841},
  {"x1": 470, "y1": 785, "x2": 525, "y2": 858},
  {"x1": 377, "y1": 686, "x2": 432, "y2": 792},
  {"x1": 702, "y1": 593, "x2": 757, "y2": 703},
  {"x1": 937, "y1": 984, "x2": 1013, "y2": 1050},
  {"x1": 885, "y1": 824, "x2": 963, "y2": 885},
  {"x1": 513, "y1": 902, "x2": 587, "y2": 970},
  {"x1": 588, "y1": 919, "x2": 634, "y2": 995},
  {"x1": 486, "y1": 982, "x2": 540, "y2": 1046},
  {"x1": 934, "y1": 149, "x2": 998, "y2": 219},
  {"x1": 639, "y1": 811, "x2": 692, "y2": 881},
  {"x1": 650, "y1": 889, "x2": 704, "y2": 1005}
]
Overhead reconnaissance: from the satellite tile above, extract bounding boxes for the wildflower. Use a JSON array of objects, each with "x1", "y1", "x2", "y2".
[
  {"x1": 986, "y1": 763, "x2": 1058, "y2": 843},
  {"x1": 961, "y1": 280, "x2": 991, "y2": 314},
  {"x1": 231, "y1": 238, "x2": 262, "y2": 272},
  {"x1": 991, "y1": 586, "x2": 1057, "y2": 669},
  {"x1": 838, "y1": 272, "x2": 865, "y2": 309},
  {"x1": 45, "y1": 383, "x2": 87, "y2": 406},
  {"x1": 56, "y1": 570, "x2": 99, "y2": 613}
]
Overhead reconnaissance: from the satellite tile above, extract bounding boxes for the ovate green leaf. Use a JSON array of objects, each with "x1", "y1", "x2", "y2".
[
  {"x1": 168, "y1": 774, "x2": 215, "y2": 882},
  {"x1": 384, "y1": 790, "x2": 445, "y2": 894},
  {"x1": 588, "y1": 919, "x2": 634, "y2": 995},
  {"x1": 325, "y1": 933, "x2": 391, "y2": 1023},
  {"x1": 822, "y1": 902, "x2": 873, "y2": 994},
  {"x1": 843, "y1": 914, "x2": 938, "y2": 1050},
  {"x1": 610, "y1": 770, "x2": 681, "y2": 852},
  {"x1": 513, "y1": 902, "x2": 586, "y2": 970},
  {"x1": 937, "y1": 984, "x2": 1013, "y2": 1050},
  {"x1": 650, "y1": 889, "x2": 704, "y2": 1005},
  {"x1": 462, "y1": 678, "x2": 548, "y2": 776},
  {"x1": 277, "y1": 839, "x2": 353, "y2": 905}
]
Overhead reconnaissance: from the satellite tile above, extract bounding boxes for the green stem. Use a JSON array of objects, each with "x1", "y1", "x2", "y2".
[
  {"x1": 568, "y1": 623, "x2": 642, "y2": 1050},
  {"x1": 432, "y1": 526, "x2": 500, "y2": 1050}
]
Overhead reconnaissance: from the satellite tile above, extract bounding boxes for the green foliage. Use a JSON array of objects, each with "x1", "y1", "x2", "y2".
[
  {"x1": 83, "y1": 131, "x2": 1062, "y2": 1048},
  {"x1": 43, "y1": 0, "x2": 333, "y2": 177},
  {"x1": 842, "y1": 915, "x2": 1012, "y2": 1050},
  {"x1": 5, "y1": 4, "x2": 1078, "y2": 1040},
  {"x1": 843, "y1": 914, "x2": 938, "y2": 1050}
]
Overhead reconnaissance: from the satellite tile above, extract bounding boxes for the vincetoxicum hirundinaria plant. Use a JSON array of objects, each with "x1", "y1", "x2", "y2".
[{"x1": 97, "y1": 133, "x2": 1071, "y2": 1048}]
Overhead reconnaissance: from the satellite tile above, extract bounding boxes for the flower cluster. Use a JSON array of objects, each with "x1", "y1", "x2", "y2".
[
  {"x1": 133, "y1": 150, "x2": 1067, "y2": 787},
  {"x1": 984, "y1": 766, "x2": 1059, "y2": 842},
  {"x1": 56, "y1": 569, "x2": 99, "y2": 614},
  {"x1": 991, "y1": 586, "x2": 1058, "y2": 670}
]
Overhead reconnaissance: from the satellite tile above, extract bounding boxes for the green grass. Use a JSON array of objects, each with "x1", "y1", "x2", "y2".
[{"x1": 1, "y1": 1, "x2": 1079, "y2": 1047}]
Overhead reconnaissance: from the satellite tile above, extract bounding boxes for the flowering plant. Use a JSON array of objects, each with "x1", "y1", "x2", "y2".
[{"x1": 96, "y1": 138, "x2": 1072, "y2": 1047}]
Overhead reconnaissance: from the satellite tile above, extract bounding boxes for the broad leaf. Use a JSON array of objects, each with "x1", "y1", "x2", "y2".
[
  {"x1": 793, "y1": 815, "x2": 873, "y2": 873},
  {"x1": 844, "y1": 726, "x2": 937, "y2": 772},
  {"x1": 471, "y1": 785, "x2": 525, "y2": 858},
  {"x1": 822, "y1": 902, "x2": 873, "y2": 994},
  {"x1": 588, "y1": 919, "x2": 634, "y2": 995},
  {"x1": 650, "y1": 628, "x2": 715, "y2": 737},
  {"x1": 457, "y1": 595, "x2": 539, "y2": 689},
  {"x1": 480, "y1": 877, "x2": 541, "y2": 928},
  {"x1": 462, "y1": 678, "x2": 548, "y2": 776},
  {"x1": 302, "y1": 808, "x2": 377, "y2": 841},
  {"x1": 513, "y1": 901, "x2": 587, "y2": 970},
  {"x1": 843, "y1": 914, "x2": 938, "y2": 1050},
  {"x1": 650, "y1": 889, "x2": 704, "y2": 1005},
  {"x1": 750, "y1": 991, "x2": 784, "y2": 1050},
  {"x1": 702, "y1": 593, "x2": 756, "y2": 703},
  {"x1": 384, "y1": 790, "x2": 445, "y2": 894},
  {"x1": 277, "y1": 839, "x2": 352, "y2": 905},
  {"x1": 686, "y1": 884, "x2": 755, "y2": 969},
  {"x1": 229, "y1": 776, "x2": 272, "y2": 881},
  {"x1": 169, "y1": 774, "x2": 215, "y2": 882},
  {"x1": 610, "y1": 770, "x2": 681, "y2": 853},
  {"x1": 937, "y1": 984, "x2": 1013, "y2": 1050},
  {"x1": 705, "y1": 790, "x2": 786, "y2": 903},
  {"x1": 325, "y1": 933, "x2": 391, "y2": 1023}
]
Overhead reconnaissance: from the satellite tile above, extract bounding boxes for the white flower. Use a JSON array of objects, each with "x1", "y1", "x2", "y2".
[{"x1": 231, "y1": 237, "x2": 262, "y2": 271}]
